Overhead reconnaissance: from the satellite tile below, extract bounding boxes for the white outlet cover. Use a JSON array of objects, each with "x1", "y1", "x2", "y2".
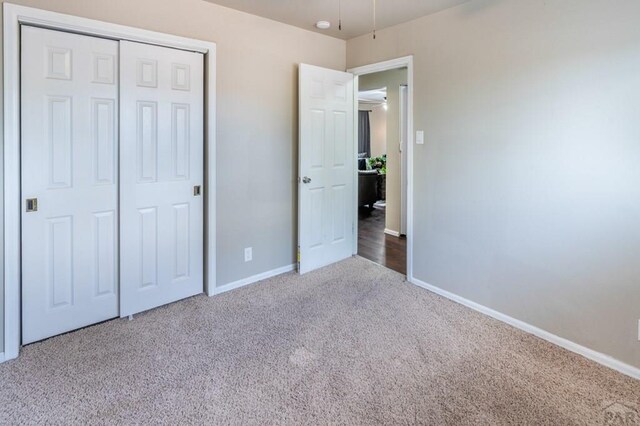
[
  {"x1": 244, "y1": 247, "x2": 252, "y2": 262},
  {"x1": 416, "y1": 130, "x2": 424, "y2": 145}
]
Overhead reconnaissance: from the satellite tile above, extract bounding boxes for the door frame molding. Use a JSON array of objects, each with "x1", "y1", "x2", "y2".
[
  {"x1": 399, "y1": 84, "x2": 408, "y2": 236},
  {"x1": 347, "y1": 56, "x2": 414, "y2": 280},
  {"x1": 2, "y1": 3, "x2": 217, "y2": 361}
]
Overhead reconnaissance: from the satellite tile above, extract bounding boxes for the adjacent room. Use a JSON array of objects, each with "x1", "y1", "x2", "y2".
[
  {"x1": 1, "y1": 0, "x2": 639, "y2": 424},
  {"x1": 357, "y1": 68, "x2": 409, "y2": 275}
]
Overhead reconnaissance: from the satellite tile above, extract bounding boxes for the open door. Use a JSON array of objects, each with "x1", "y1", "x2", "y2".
[{"x1": 298, "y1": 64, "x2": 355, "y2": 274}]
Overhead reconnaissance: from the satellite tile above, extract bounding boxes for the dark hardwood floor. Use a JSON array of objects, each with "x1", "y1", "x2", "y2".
[{"x1": 358, "y1": 206, "x2": 407, "y2": 275}]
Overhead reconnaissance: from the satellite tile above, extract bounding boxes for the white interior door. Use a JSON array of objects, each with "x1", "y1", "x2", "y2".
[
  {"x1": 119, "y1": 41, "x2": 204, "y2": 316},
  {"x1": 21, "y1": 26, "x2": 119, "y2": 344},
  {"x1": 298, "y1": 64, "x2": 355, "y2": 274}
]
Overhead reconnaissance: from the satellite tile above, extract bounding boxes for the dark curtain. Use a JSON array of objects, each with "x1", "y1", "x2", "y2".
[{"x1": 358, "y1": 111, "x2": 371, "y2": 157}]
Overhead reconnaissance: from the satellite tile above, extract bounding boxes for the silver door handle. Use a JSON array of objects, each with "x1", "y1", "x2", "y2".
[
  {"x1": 26, "y1": 198, "x2": 38, "y2": 212},
  {"x1": 302, "y1": 176, "x2": 311, "y2": 184}
]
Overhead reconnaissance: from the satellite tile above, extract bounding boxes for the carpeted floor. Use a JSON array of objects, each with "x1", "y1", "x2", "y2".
[{"x1": 0, "y1": 257, "x2": 638, "y2": 425}]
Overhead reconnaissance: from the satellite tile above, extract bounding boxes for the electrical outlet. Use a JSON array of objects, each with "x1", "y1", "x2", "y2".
[
  {"x1": 416, "y1": 130, "x2": 424, "y2": 145},
  {"x1": 244, "y1": 247, "x2": 253, "y2": 262}
]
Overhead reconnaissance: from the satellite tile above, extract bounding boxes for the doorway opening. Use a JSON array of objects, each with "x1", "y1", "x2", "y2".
[
  {"x1": 356, "y1": 69, "x2": 408, "y2": 274},
  {"x1": 348, "y1": 57, "x2": 413, "y2": 277},
  {"x1": 297, "y1": 57, "x2": 413, "y2": 279}
]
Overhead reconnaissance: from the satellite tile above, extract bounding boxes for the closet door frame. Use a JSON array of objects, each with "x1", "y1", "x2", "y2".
[{"x1": 2, "y1": 3, "x2": 217, "y2": 362}]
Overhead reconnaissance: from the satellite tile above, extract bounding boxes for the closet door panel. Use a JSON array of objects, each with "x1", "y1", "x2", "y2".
[
  {"x1": 119, "y1": 41, "x2": 204, "y2": 316},
  {"x1": 21, "y1": 26, "x2": 119, "y2": 344}
]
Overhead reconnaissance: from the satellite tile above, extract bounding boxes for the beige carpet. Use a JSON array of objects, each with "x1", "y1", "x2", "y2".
[{"x1": 0, "y1": 257, "x2": 638, "y2": 425}]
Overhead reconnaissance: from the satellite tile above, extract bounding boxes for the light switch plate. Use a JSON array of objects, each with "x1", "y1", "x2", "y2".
[
  {"x1": 244, "y1": 247, "x2": 253, "y2": 262},
  {"x1": 416, "y1": 130, "x2": 425, "y2": 145}
]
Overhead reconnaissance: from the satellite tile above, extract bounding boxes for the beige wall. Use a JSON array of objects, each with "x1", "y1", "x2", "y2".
[
  {"x1": 347, "y1": 0, "x2": 640, "y2": 368},
  {"x1": 0, "y1": 0, "x2": 345, "y2": 354},
  {"x1": 360, "y1": 69, "x2": 408, "y2": 234}
]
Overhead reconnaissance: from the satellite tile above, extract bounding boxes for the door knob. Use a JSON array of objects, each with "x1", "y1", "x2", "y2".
[{"x1": 302, "y1": 176, "x2": 311, "y2": 184}]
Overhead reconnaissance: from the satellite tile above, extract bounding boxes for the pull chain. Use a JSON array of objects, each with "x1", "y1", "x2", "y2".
[
  {"x1": 339, "y1": 0, "x2": 342, "y2": 31},
  {"x1": 373, "y1": 0, "x2": 377, "y2": 39}
]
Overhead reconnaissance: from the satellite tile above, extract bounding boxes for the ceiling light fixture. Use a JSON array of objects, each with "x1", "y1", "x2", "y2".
[{"x1": 316, "y1": 20, "x2": 331, "y2": 30}]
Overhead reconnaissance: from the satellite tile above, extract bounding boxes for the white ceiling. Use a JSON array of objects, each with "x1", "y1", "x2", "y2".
[{"x1": 203, "y1": 0, "x2": 470, "y2": 40}]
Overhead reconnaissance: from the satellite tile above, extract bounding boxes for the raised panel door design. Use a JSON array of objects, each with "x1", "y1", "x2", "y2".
[
  {"x1": 92, "y1": 98, "x2": 116, "y2": 185},
  {"x1": 46, "y1": 46, "x2": 72, "y2": 80},
  {"x1": 310, "y1": 110, "x2": 325, "y2": 169},
  {"x1": 21, "y1": 26, "x2": 119, "y2": 344},
  {"x1": 47, "y1": 96, "x2": 73, "y2": 189},
  {"x1": 94, "y1": 211, "x2": 116, "y2": 297},
  {"x1": 332, "y1": 185, "x2": 346, "y2": 243},
  {"x1": 137, "y1": 59, "x2": 158, "y2": 88},
  {"x1": 311, "y1": 78, "x2": 324, "y2": 99},
  {"x1": 137, "y1": 101, "x2": 158, "y2": 182},
  {"x1": 120, "y1": 40, "x2": 204, "y2": 316},
  {"x1": 172, "y1": 63, "x2": 191, "y2": 91},
  {"x1": 298, "y1": 64, "x2": 355, "y2": 274},
  {"x1": 173, "y1": 203, "x2": 190, "y2": 280},
  {"x1": 139, "y1": 207, "x2": 158, "y2": 289},
  {"x1": 92, "y1": 53, "x2": 115, "y2": 84},
  {"x1": 333, "y1": 81, "x2": 347, "y2": 101},
  {"x1": 172, "y1": 104, "x2": 190, "y2": 179},
  {"x1": 47, "y1": 216, "x2": 74, "y2": 308},
  {"x1": 309, "y1": 189, "x2": 324, "y2": 249},
  {"x1": 333, "y1": 111, "x2": 347, "y2": 167}
]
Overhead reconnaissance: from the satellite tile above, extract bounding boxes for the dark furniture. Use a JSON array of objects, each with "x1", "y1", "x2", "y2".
[
  {"x1": 377, "y1": 174, "x2": 386, "y2": 201},
  {"x1": 358, "y1": 170, "x2": 378, "y2": 208}
]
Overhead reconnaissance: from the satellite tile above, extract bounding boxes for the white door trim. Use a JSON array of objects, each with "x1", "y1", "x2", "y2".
[
  {"x1": 2, "y1": 3, "x2": 217, "y2": 362},
  {"x1": 399, "y1": 84, "x2": 408, "y2": 236},
  {"x1": 348, "y1": 56, "x2": 414, "y2": 280}
]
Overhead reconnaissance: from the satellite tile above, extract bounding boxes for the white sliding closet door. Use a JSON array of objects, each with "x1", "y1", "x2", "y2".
[
  {"x1": 21, "y1": 26, "x2": 119, "y2": 344},
  {"x1": 119, "y1": 41, "x2": 204, "y2": 316}
]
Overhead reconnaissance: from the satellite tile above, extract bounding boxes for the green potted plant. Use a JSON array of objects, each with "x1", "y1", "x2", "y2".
[
  {"x1": 368, "y1": 155, "x2": 386, "y2": 200},
  {"x1": 368, "y1": 155, "x2": 386, "y2": 174}
]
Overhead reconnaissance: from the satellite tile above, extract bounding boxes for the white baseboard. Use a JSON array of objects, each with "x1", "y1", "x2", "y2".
[
  {"x1": 409, "y1": 277, "x2": 640, "y2": 380},
  {"x1": 384, "y1": 228, "x2": 401, "y2": 237},
  {"x1": 212, "y1": 264, "x2": 296, "y2": 296}
]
